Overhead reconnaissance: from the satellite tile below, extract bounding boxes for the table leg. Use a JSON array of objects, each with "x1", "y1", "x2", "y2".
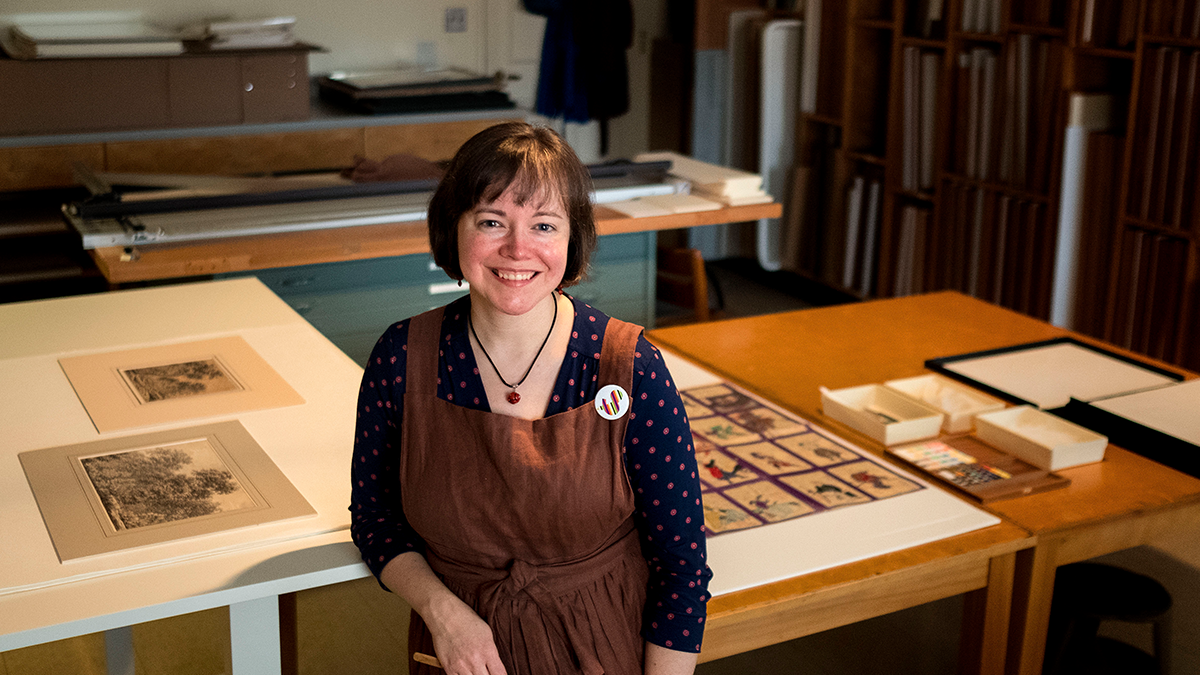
[
  {"x1": 1006, "y1": 542, "x2": 1061, "y2": 675},
  {"x1": 104, "y1": 625, "x2": 135, "y2": 675},
  {"x1": 959, "y1": 552, "x2": 1016, "y2": 675},
  {"x1": 280, "y1": 592, "x2": 299, "y2": 675},
  {"x1": 228, "y1": 596, "x2": 282, "y2": 675}
]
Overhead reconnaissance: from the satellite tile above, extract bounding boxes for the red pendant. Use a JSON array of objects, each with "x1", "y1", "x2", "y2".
[{"x1": 506, "y1": 390, "x2": 521, "y2": 405}]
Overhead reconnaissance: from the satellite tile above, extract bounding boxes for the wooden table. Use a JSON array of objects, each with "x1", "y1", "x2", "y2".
[
  {"x1": 87, "y1": 202, "x2": 782, "y2": 284},
  {"x1": 647, "y1": 291, "x2": 1200, "y2": 675}
]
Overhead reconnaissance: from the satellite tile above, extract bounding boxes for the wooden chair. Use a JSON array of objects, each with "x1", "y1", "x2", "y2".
[{"x1": 655, "y1": 247, "x2": 717, "y2": 326}]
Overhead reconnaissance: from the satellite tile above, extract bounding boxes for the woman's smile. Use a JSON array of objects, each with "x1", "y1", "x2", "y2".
[{"x1": 457, "y1": 187, "x2": 570, "y2": 317}]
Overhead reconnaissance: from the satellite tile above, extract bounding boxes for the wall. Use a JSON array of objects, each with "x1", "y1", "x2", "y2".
[
  {"x1": 1, "y1": 0, "x2": 669, "y2": 162},
  {"x1": 5, "y1": 0, "x2": 494, "y2": 77}
]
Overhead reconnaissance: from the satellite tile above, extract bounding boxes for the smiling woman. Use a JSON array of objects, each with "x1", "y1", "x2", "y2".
[{"x1": 349, "y1": 122, "x2": 712, "y2": 675}]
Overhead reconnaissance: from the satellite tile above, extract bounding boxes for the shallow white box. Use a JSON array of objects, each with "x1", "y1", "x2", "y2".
[
  {"x1": 820, "y1": 384, "x2": 945, "y2": 446},
  {"x1": 884, "y1": 374, "x2": 1007, "y2": 434},
  {"x1": 974, "y1": 406, "x2": 1108, "y2": 471}
]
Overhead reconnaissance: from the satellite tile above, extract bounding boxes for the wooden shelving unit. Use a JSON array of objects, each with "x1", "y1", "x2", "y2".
[{"x1": 795, "y1": 0, "x2": 1200, "y2": 371}]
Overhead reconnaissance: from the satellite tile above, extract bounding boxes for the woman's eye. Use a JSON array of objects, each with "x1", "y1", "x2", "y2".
[
  {"x1": 535, "y1": 222, "x2": 556, "y2": 232},
  {"x1": 480, "y1": 220, "x2": 502, "y2": 228}
]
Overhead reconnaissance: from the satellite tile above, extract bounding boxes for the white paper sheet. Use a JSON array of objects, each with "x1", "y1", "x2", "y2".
[
  {"x1": 939, "y1": 342, "x2": 1178, "y2": 409},
  {"x1": 1092, "y1": 379, "x2": 1200, "y2": 446},
  {"x1": 657, "y1": 348, "x2": 1001, "y2": 597}
]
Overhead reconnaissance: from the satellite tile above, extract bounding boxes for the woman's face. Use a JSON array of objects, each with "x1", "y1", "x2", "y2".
[{"x1": 457, "y1": 185, "x2": 570, "y2": 317}]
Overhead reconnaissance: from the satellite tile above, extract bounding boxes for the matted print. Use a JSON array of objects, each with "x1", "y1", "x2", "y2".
[
  {"x1": 727, "y1": 406, "x2": 808, "y2": 438},
  {"x1": 685, "y1": 384, "x2": 758, "y2": 414},
  {"x1": 701, "y1": 491, "x2": 759, "y2": 534},
  {"x1": 780, "y1": 472, "x2": 872, "y2": 508},
  {"x1": 774, "y1": 431, "x2": 861, "y2": 466},
  {"x1": 690, "y1": 415, "x2": 762, "y2": 447},
  {"x1": 681, "y1": 396, "x2": 714, "y2": 420},
  {"x1": 827, "y1": 461, "x2": 923, "y2": 499},
  {"x1": 696, "y1": 447, "x2": 757, "y2": 487},
  {"x1": 18, "y1": 421, "x2": 315, "y2": 562},
  {"x1": 682, "y1": 382, "x2": 925, "y2": 537},
  {"x1": 58, "y1": 336, "x2": 304, "y2": 432},
  {"x1": 723, "y1": 480, "x2": 815, "y2": 522},
  {"x1": 725, "y1": 441, "x2": 813, "y2": 475}
]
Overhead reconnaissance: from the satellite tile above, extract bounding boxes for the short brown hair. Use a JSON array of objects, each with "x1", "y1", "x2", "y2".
[{"x1": 428, "y1": 122, "x2": 597, "y2": 287}]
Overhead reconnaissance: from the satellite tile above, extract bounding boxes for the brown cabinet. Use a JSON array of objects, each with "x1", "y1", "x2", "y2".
[{"x1": 0, "y1": 48, "x2": 311, "y2": 136}]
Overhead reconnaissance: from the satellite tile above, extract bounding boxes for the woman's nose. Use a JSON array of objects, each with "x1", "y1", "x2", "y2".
[{"x1": 499, "y1": 228, "x2": 530, "y2": 258}]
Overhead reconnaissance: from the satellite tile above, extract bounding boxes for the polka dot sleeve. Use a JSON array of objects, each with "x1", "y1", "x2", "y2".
[
  {"x1": 348, "y1": 319, "x2": 426, "y2": 587},
  {"x1": 626, "y1": 338, "x2": 713, "y2": 653}
]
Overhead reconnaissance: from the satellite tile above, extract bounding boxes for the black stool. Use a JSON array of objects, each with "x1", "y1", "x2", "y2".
[{"x1": 1043, "y1": 562, "x2": 1172, "y2": 675}]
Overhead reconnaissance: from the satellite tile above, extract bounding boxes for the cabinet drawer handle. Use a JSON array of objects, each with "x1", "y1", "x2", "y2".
[
  {"x1": 281, "y1": 277, "x2": 316, "y2": 288},
  {"x1": 291, "y1": 303, "x2": 313, "y2": 315}
]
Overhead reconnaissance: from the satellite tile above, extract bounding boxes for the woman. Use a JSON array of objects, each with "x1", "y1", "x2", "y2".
[{"x1": 350, "y1": 122, "x2": 711, "y2": 675}]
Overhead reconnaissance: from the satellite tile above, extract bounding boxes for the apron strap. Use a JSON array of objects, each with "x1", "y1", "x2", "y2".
[
  {"x1": 406, "y1": 306, "x2": 446, "y2": 398},
  {"x1": 597, "y1": 317, "x2": 642, "y2": 392}
]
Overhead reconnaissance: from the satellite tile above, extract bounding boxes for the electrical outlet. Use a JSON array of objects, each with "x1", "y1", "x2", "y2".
[{"x1": 445, "y1": 7, "x2": 467, "y2": 33}]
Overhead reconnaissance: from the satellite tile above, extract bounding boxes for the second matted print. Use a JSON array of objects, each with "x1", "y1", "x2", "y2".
[
  {"x1": 58, "y1": 335, "x2": 304, "y2": 432},
  {"x1": 19, "y1": 420, "x2": 316, "y2": 562}
]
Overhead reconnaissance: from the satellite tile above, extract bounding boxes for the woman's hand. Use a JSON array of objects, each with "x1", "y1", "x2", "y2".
[
  {"x1": 379, "y1": 552, "x2": 507, "y2": 674},
  {"x1": 424, "y1": 594, "x2": 508, "y2": 675}
]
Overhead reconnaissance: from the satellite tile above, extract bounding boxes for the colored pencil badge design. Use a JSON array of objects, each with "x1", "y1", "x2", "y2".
[{"x1": 594, "y1": 384, "x2": 630, "y2": 420}]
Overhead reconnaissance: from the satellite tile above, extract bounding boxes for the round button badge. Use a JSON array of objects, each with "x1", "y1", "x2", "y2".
[{"x1": 595, "y1": 384, "x2": 631, "y2": 420}]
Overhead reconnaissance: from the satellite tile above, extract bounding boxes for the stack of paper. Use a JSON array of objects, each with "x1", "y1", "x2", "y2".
[
  {"x1": 189, "y1": 16, "x2": 297, "y2": 50},
  {"x1": 604, "y1": 194, "x2": 724, "y2": 218},
  {"x1": 1, "y1": 12, "x2": 184, "y2": 59},
  {"x1": 634, "y1": 151, "x2": 773, "y2": 206}
]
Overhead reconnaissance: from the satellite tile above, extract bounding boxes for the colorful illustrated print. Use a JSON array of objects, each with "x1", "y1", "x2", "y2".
[
  {"x1": 725, "y1": 441, "x2": 813, "y2": 476},
  {"x1": 693, "y1": 435, "x2": 720, "y2": 455},
  {"x1": 724, "y1": 480, "x2": 814, "y2": 523},
  {"x1": 774, "y1": 432, "x2": 859, "y2": 467},
  {"x1": 729, "y1": 406, "x2": 807, "y2": 438},
  {"x1": 685, "y1": 385, "x2": 757, "y2": 414},
  {"x1": 681, "y1": 396, "x2": 713, "y2": 420},
  {"x1": 828, "y1": 461, "x2": 922, "y2": 498},
  {"x1": 697, "y1": 449, "x2": 757, "y2": 486},
  {"x1": 691, "y1": 416, "x2": 760, "y2": 447},
  {"x1": 701, "y1": 492, "x2": 759, "y2": 533},
  {"x1": 781, "y1": 472, "x2": 872, "y2": 508},
  {"x1": 683, "y1": 382, "x2": 924, "y2": 538}
]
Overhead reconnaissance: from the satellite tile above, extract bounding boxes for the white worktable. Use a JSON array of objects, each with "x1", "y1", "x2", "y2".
[
  {"x1": 0, "y1": 278, "x2": 370, "y2": 673},
  {"x1": 0, "y1": 278, "x2": 1000, "y2": 673}
]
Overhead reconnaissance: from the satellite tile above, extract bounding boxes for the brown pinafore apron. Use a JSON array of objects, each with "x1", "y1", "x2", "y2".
[{"x1": 400, "y1": 306, "x2": 648, "y2": 675}]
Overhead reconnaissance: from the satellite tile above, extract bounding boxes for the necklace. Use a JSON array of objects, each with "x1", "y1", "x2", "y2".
[{"x1": 469, "y1": 293, "x2": 558, "y2": 405}]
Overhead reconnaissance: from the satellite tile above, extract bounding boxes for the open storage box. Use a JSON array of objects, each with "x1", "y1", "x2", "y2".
[
  {"x1": 820, "y1": 384, "x2": 944, "y2": 446},
  {"x1": 974, "y1": 406, "x2": 1108, "y2": 471},
  {"x1": 884, "y1": 374, "x2": 1006, "y2": 434}
]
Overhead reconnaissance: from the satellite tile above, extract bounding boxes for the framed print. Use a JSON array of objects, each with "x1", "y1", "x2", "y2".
[
  {"x1": 58, "y1": 336, "x2": 304, "y2": 432},
  {"x1": 925, "y1": 337, "x2": 1183, "y2": 410},
  {"x1": 18, "y1": 420, "x2": 315, "y2": 562}
]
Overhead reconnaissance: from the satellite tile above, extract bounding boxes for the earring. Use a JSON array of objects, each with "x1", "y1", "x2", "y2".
[{"x1": 457, "y1": 279, "x2": 463, "y2": 288}]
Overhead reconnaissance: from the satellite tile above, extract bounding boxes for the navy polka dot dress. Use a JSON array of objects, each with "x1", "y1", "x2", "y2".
[{"x1": 350, "y1": 294, "x2": 712, "y2": 653}]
